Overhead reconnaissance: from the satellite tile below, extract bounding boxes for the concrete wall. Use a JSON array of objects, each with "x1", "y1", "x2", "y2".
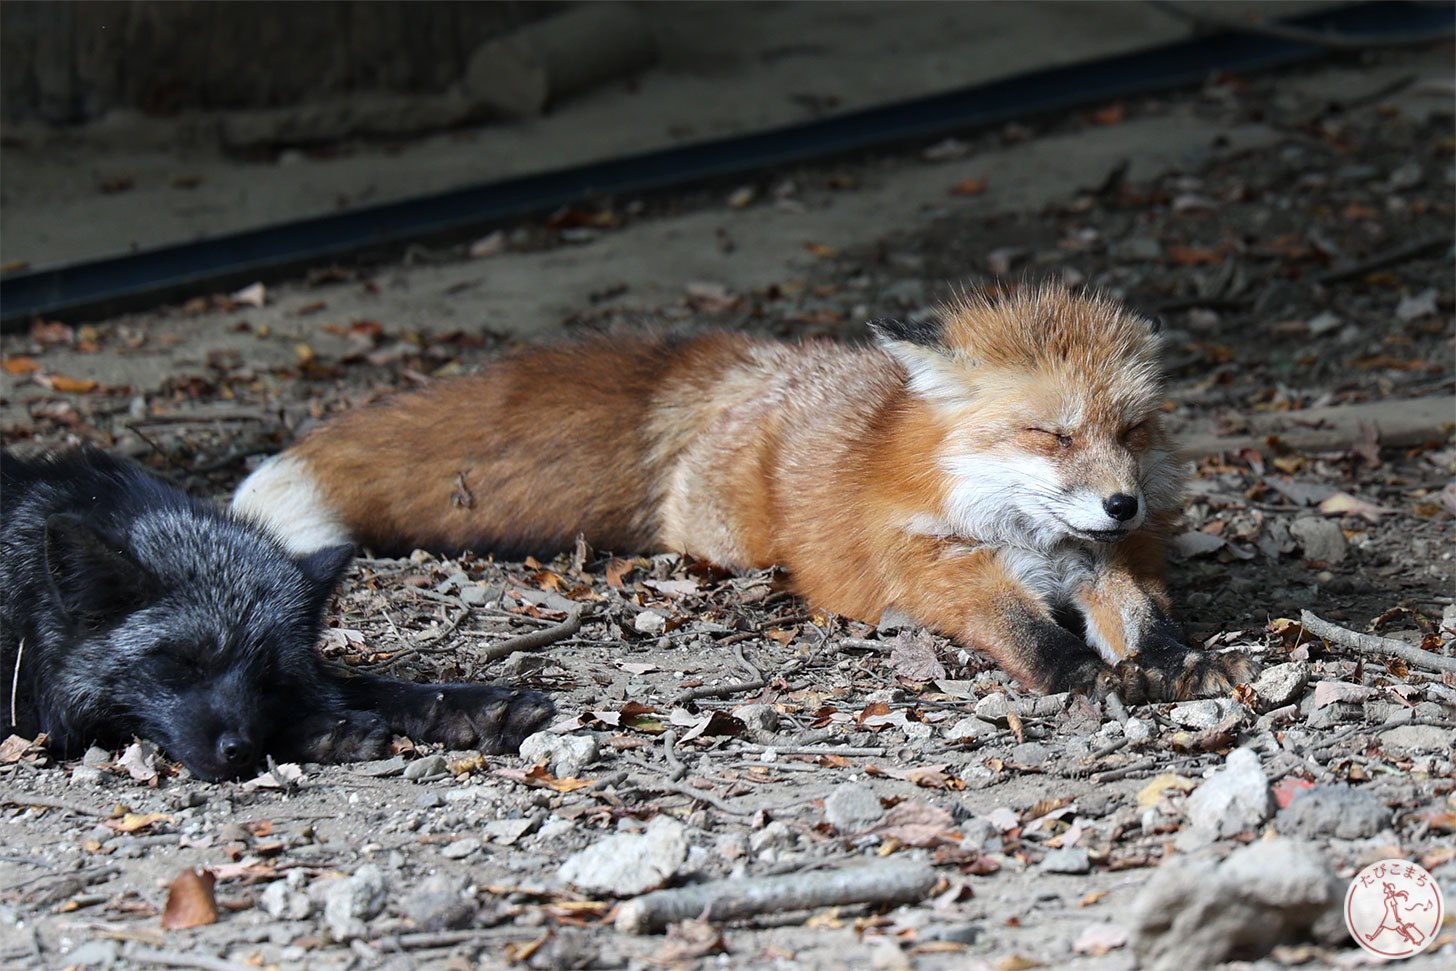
[{"x1": 1, "y1": 1, "x2": 558, "y2": 123}]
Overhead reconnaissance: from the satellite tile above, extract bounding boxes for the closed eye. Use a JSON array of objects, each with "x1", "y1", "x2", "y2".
[{"x1": 1027, "y1": 428, "x2": 1073, "y2": 448}]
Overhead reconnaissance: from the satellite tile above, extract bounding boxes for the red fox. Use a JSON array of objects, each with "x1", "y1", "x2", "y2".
[{"x1": 234, "y1": 286, "x2": 1253, "y2": 701}]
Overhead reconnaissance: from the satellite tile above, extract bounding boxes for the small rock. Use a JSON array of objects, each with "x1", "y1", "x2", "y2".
[
  {"x1": 750, "y1": 819, "x2": 797, "y2": 855},
  {"x1": 944, "y1": 716, "x2": 995, "y2": 742},
  {"x1": 1116, "y1": 237, "x2": 1163, "y2": 261},
  {"x1": 1010, "y1": 741, "x2": 1051, "y2": 765},
  {"x1": 415, "y1": 792, "x2": 444, "y2": 809},
  {"x1": 734, "y1": 704, "x2": 779, "y2": 735},
  {"x1": 633, "y1": 610, "x2": 666, "y2": 634},
  {"x1": 1170, "y1": 700, "x2": 1223, "y2": 730},
  {"x1": 1129, "y1": 838, "x2": 1342, "y2": 971},
  {"x1": 1040, "y1": 847, "x2": 1092, "y2": 874},
  {"x1": 1275, "y1": 785, "x2": 1389, "y2": 840},
  {"x1": 261, "y1": 877, "x2": 312, "y2": 920},
  {"x1": 69, "y1": 765, "x2": 105, "y2": 787},
  {"x1": 1252, "y1": 661, "x2": 1310, "y2": 710},
  {"x1": 519, "y1": 732, "x2": 599, "y2": 778},
  {"x1": 400, "y1": 874, "x2": 474, "y2": 931},
  {"x1": 558, "y1": 816, "x2": 687, "y2": 896},
  {"x1": 1379, "y1": 724, "x2": 1455, "y2": 753},
  {"x1": 403, "y1": 754, "x2": 447, "y2": 781},
  {"x1": 458, "y1": 584, "x2": 491, "y2": 606},
  {"x1": 323, "y1": 864, "x2": 387, "y2": 942},
  {"x1": 82, "y1": 746, "x2": 112, "y2": 768},
  {"x1": 482, "y1": 818, "x2": 537, "y2": 845},
  {"x1": 824, "y1": 781, "x2": 885, "y2": 833},
  {"x1": 1124, "y1": 718, "x2": 1156, "y2": 747},
  {"x1": 1032, "y1": 692, "x2": 1070, "y2": 717},
  {"x1": 354, "y1": 756, "x2": 408, "y2": 778},
  {"x1": 1185, "y1": 747, "x2": 1272, "y2": 838},
  {"x1": 441, "y1": 838, "x2": 481, "y2": 860},
  {"x1": 974, "y1": 693, "x2": 1012, "y2": 724},
  {"x1": 1289, "y1": 517, "x2": 1347, "y2": 564}
]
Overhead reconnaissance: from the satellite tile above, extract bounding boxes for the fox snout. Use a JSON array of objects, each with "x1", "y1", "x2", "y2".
[{"x1": 1102, "y1": 493, "x2": 1139, "y2": 522}]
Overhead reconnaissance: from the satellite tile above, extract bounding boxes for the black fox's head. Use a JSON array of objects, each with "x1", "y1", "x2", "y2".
[{"x1": 42, "y1": 510, "x2": 354, "y2": 781}]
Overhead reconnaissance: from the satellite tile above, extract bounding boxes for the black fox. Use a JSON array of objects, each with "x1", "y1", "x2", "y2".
[{"x1": 0, "y1": 448, "x2": 553, "y2": 782}]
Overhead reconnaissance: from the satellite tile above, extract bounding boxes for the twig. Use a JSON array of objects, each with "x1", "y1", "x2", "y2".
[
  {"x1": 1091, "y1": 758, "x2": 1157, "y2": 783},
  {"x1": 480, "y1": 607, "x2": 584, "y2": 662},
  {"x1": 125, "y1": 948, "x2": 259, "y2": 971},
  {"x1": 662, "y1": 729, "x2": 687, "y2": 782},
  {"x1": 671, "y1": 678, "x2": 766, "y2": 706},
  {"x1": 737, "y1": 743, "x2": 885, "y2": 758},
  {"x1": 0, "y1": 793, "x2": 107, "y2": 817},
  {"x1": 1147, "y1": 0, "x2": 1454, "y2": 50},
  {"x1": 1314, "y1": 234, "x2": 1454, "y2": 286},
  {"x1": 733, "y1": 643, "x2": 763, "y2": 682},
  {"x1": 1300, "y1": 610, "x2": 1456, "y2": 675},
  {"x1": 616, "y1": 860, "x2": 939, "y2": 934}
]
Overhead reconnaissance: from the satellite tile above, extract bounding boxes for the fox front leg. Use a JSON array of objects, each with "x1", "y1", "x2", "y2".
[
  {"x1": 273, "y1": 709, "x2": 393, "y2": 764},
  {"x1": 1074, "y1": 546, "x2": 1256, "y2": 700},
  {"x1": 335, "y1": 674, "x2": 555, "y2": 755}
]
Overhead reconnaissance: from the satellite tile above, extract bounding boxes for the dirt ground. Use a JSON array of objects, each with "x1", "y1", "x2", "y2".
[{"x1": 2, "y1": 41, "x2": 1455, "y2": 971}]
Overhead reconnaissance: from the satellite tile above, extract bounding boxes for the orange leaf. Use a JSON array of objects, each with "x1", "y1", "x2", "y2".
[
  {"x1": 2, "y1": 356, "x2": 40, "y2": 374},
  {"x1": 1167, "y1": 245, "x2": 1221, "y2": 266},
  {"x1": 162, "y1": 868, "x2": 218, "y2": 930},
  {"x1": 804, "y1": 242, "x2": 838, "y2": 258},
  {"x1": 1090, "y1": 104, "x2": 1125, "y2": 125},
  {"x1": 35, "y1": 373, "x2": 99, "y2": 394},
  {"x1": 949, "y1": 178, "x2": 987, "y2": 196},
  {"x1": 107, "y1": 812, "x2": 173, "y2": 834}
]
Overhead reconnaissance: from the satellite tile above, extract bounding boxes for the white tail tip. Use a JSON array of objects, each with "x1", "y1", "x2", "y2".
[{"x1": 232, "y1": 453, "x2": 351, "y2": 555}]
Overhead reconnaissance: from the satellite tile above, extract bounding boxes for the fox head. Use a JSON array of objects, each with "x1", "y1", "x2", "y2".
[
  {"x1": 872, "y1": 286, "x2": 1182, "y2": 549},
  {"x1": 42, "y1": 510, "x2": 354, "y2": 781}
]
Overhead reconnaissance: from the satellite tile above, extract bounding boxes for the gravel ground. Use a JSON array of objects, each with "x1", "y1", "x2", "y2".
[{"x1": 2, "y1": 49, "x2": 1454, "y2": 971}]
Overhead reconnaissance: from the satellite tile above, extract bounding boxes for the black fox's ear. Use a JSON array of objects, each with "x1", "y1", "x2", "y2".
[
  {"x1": 295, "y1": 544, "x2": 355, "y2": 599},
  {"x1": 1146, "y1": 314, "x2": 1165, "y2": 334},
  {"x1": 44, "y1": 514, "x2": 156, "y2": 627},
  {"x1": 868, "y1": 316, "x2": 944, "y2": 350}
]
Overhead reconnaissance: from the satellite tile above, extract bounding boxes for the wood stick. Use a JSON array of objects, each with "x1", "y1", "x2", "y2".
[
  {"x1": 616, "y1": 860, "x2": 938, "y2": 934},
  {"x1": 670, "y1": 678, "x2": 766, "y2": 706},
  {"x1": 1300, "y1": 610, "x2": 1456, "y2": 675},
  {"x1": 0, "y1": 792, "x2": 108, "y2": 817},
  {"x1": 124, "y1": 948, "x2": 259, "y2": 971},
  {"x1": 481, "y1": 607, "x2": 584, "y2": 662}
]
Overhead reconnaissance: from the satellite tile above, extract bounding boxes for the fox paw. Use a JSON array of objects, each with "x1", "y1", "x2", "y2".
[
  {"x1": 281, "y1": 710, "x2": 392, "y2": 764},
  {"x1": 1119, "y1": 649, "x2": 1257, "y2": 702},
  {"x1": 406, "y1": 685, "x2": 556, "y2": 754}
]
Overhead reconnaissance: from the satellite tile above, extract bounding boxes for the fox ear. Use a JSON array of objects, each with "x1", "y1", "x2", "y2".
[
  {"x1": 1146, "y1": 314, "x2": 1165, "y2": 334},
  {"x1": 44, "y1": 514, "x2": 157, "y2": 628},
  {"x1": 295, "y1": 544, "x2": 354, "y2": 609},
  {"x1": 869, "y1": 316, "x2": 969, "y2": 403}
]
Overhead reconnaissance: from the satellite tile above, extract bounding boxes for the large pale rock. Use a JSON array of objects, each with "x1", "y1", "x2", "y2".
[
  {"x1": 558, "y1": 816, "x2": 687, "y2": 896},
  {"x1": 1185, "y1": 747, "x2": 1273, "y2": 838}
]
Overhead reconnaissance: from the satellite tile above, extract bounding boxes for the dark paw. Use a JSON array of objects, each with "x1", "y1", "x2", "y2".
[
  {"x1": 405, "y1": 685, "x2": 556, "y2": 754},
  {"x1": 1165, "y1": 650, "x2": 1258, "y2": 701},
  {"x1": 278, "y1": 710, "x2": 392, "y2": 764}
]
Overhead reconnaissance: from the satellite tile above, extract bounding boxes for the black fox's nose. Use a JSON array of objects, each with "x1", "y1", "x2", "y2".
[
  {"x1": 216, "y1": 733, "x2": 255, "y2": 769},
  {"x1": 1104, "y1": 493, "x2": 1139, "y2": 522}
]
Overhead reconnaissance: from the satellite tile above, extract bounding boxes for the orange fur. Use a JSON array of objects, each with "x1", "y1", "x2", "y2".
[{"x1": 236, "y1": 287, "x2": 1254, "y2": 698}]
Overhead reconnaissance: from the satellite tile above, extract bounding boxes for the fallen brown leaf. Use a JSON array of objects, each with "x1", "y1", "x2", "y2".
[{"x1": 161, "y1": 868, "x2": 218, "y2": 930}]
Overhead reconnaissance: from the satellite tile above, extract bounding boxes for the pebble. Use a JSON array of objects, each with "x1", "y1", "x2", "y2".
[
  {"x1": 260, "y1": 876, "x2": 312, "y2": 920},
  {"x1": 415, "y1": 792, "x2": 444, "y2": 810},
  {"x1": 558, "y1": 815, "x2": 687, "y2": 896},
  {"x1": 323, "y1": 864, "x2": 387, "y2": 942},
  {"x1": 1039, "y1": 847, "x2": 1092, "y2": 874},
  {"x1": 1275, "y1": 785, "x2": 1389, "y2": 840},
  {"x1": 734, "y1": 704, "x2": 779, "y2": 734},
  {"x1": 1169, "y1": 700, "x2": 1223, "y2": 730},
  {"x1": 1116, "y1": 237, "x2": 1163, "y2": 261},
  {"x1": 64, "y1": 940, "x2": 119, "y2": 968},
  {"x1": 974, "y1": 693, "x2": 1012, "y2": 724},
  {"x1": 441, "y1": 837, "x2": 481, "y2": 860},
  {"x1": 69, "y1": 766, "x2": 105, "y2": 787},
  {"x1": 82, "y1": 746, "x2": 112, "y2": 768},
  {"x1": 519, "y1": 732, "x2": 599, "y2": 778},
  {"x1": 944, "y1": 716, "x2": 995, "y2": 742},
  {"x1": 458, "y1": 584, "x2": 491, "y2": 606},
  {"x1": 1252, "y1": 661, "x2": 1309, "y2": 710},
  {"x1": 1289, "y1": 517, "x2": 1347, "y2": 563},
  {"x1": 1379, "y1": 724, "x2": 1455, "y2": 753},
  {"x1": 1010, "y1": 741, "x2": 1051, "y2": 765},
  {"x1": 400, "y1": 874, "x2": 474, "y2": 931},
  {"x1": 633, "y1": 610, "x2": 667, "y2": 634},
  {"x1": 403, "y1": 754, "x2": 447, "y2": 781},
  {"x1": 824, "y1": 781, "x2": 885, "y2": 833},
  {"x1": 482, "y1": 818, "x2": 536, "y2": 845},
  {"x1": 1130, "y1": 837, "x2": 1343, "y2": 970},
  {"x1": 1124, "y1": 718, "x2": 1156, "y2": 747},
  {"x1": 750, "y1": 820, "x2": 797, "y2": 855},
  {"x1": 1185, "y1": 747, "x2": 1272, "y2": 838}
]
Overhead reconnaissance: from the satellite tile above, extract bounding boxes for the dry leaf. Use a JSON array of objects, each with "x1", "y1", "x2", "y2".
[
  {"x1": 949, "y1": 177, "x2": 987, "y2": 196},
  {"x1": 804, "y1": 242, "x2": 838, "y2": 258},
  {"x1": 1089, "y1": 103, "x2": 1125, "y2": 125},
  {"x1": 108, "y1": 812, "x2": 173, "y2": 834},
  {"x1": 162, "y1": 868, "x2": 218, "y2": 930},
  {"x1": 867, "y1": 801, "x2": 962, "y2": 846},
  {"x1": 1317, "y1": 491, "x2": 1394, "y2": 522},
  {"x1": 1136, "y1": 773, "x2": 1195, "y2": 808},
  {"x1": 888, "y1": 629, "x2": 948, "y2": 682},
  {"x1": 2, "y1": 356, "x2": 40, "y2": 375},
  {"x1": 995, "y1": 955, "x2": 1044, "y2": 971},
  {"x1": 34, "y1": 373, "x2": 99, "y2": 394},
  {"x1": 231, "y1": 282, "x2": 267, "y2": 307},
  {"x1": 1310, "y1": 681, "x2": 1376, "y2": 709},
  {"x1": 1072, "y1": 922, "x2": 1129, "y2": 956},
  {"x1": 522, "y1": 763, "x2": 593, "y2": 792}
]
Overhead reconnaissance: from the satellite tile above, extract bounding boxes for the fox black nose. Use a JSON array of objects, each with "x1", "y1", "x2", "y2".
[
  {"x1": 1104, "y1": 493, "x2": 1139, "y2": 522},
  {"x1": 216, "y1": 733, "x2": 255, "y2": 769}
]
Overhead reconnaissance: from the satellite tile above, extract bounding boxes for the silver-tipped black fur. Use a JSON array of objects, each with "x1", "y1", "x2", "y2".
[{"x1": 1, "y1": 448, "x2": 552, "y2": 781}]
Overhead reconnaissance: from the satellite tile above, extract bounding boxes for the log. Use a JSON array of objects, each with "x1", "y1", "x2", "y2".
[{"x1": 1179, "y1": 396, "x2": 1453, "y2": 460}]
